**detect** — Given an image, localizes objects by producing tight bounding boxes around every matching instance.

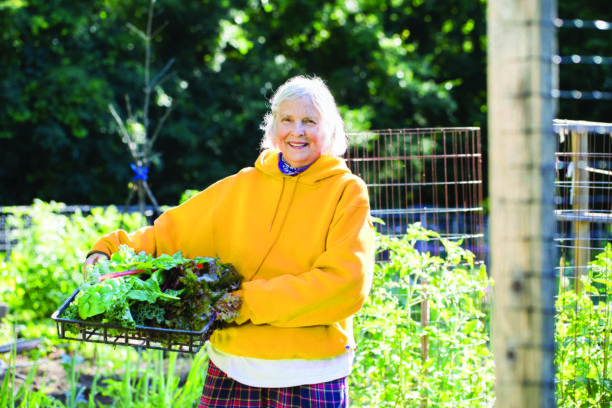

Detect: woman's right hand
[83,253,109,279]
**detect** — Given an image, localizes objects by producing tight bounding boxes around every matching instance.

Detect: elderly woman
[84,75,375,407]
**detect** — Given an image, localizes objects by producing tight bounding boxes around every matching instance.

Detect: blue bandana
[278,153,312,176]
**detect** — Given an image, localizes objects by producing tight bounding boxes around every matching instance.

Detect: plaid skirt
[198,359,349,408]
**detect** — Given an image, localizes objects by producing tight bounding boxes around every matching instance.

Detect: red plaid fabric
[198,360,348,408]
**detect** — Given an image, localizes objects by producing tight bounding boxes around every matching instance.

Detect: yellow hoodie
[89,149,375,360]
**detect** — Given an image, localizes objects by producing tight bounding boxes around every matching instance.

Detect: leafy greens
[63,245,242,334]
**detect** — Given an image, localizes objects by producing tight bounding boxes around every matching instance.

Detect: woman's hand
[83,253,109,279]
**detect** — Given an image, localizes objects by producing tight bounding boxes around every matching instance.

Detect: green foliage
[350,223,494,407]
[179,189,200,205]
[132,301,165,326]
[556,244,612,407]
[0,334,63,408]
[9,201,612,405]
[63,245,242,332]
[0,200,145,322]
[0,340,208,407]
[0,0,487,206]
[97,348,208,407]
[59,352,87,407]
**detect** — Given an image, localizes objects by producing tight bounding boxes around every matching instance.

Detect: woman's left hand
[83,252,109,279]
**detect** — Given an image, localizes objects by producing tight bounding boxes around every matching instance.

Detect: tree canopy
[2,0,609,206]
[0,0,488,205]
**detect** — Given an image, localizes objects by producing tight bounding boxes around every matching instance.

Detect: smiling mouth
[288,142,308,148]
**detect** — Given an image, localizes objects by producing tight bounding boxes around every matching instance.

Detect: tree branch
[150,58,175,88]
[151,20,169,40]
[147,101,177,156]
[109,104,138,161]
[126,22,148,41]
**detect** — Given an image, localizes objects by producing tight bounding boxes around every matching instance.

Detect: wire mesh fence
[554,120,612,268]
[345,127,492,407]
[1,128,487,265]
[553,119,612,406]
[345,127,486,266]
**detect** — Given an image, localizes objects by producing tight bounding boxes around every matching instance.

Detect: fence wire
[345,127,486,266]
[553,120,612,406]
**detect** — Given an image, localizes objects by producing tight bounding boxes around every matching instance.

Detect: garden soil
[8,346,197,405]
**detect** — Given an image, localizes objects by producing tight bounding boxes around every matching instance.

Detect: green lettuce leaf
[66,247,242,334]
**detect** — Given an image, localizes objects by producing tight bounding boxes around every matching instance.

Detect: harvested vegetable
[63,245,242,334]
[98,269,144,282]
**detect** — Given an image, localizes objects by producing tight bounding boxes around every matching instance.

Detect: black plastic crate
[51,289,216,354]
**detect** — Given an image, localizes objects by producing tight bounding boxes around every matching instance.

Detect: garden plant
[351,223,494,407]
[556,244,612,407]
[2,201,495,406]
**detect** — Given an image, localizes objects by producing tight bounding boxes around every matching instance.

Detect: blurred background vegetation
[0,0,610,206]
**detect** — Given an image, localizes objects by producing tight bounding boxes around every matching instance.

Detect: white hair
[260,75,348,156]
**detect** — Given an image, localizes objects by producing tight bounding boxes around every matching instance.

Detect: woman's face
[275,95,326,168]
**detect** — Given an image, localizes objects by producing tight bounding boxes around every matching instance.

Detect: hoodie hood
[255,149,351,184]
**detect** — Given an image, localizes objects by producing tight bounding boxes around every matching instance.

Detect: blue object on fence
[130,163,149,181]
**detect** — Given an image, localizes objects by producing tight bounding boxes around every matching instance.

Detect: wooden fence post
[420,279,429,408]
[572,130,590,293]
[488,0,558,407]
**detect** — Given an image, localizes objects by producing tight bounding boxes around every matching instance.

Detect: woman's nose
[294,122,305,135]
